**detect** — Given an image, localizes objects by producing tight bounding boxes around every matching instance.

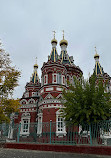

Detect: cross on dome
[51,30,57,44]
[62,30,64,39]
[34,57,38,68]
[94,46,99,59]
[52,31,56,39]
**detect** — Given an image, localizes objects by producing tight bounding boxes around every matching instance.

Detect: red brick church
[8,33,111,142]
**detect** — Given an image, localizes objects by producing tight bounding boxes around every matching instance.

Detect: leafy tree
[62,74,111,126]
[0,41,21,123]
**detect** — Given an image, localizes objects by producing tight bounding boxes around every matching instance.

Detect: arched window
[56,110,66,136]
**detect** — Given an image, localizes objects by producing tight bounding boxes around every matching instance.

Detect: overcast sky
[0,0,111,99]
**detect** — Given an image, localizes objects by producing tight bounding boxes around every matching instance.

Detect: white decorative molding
[46,87,53,91]
[32,92,37,97]
[56,87,62,91]
[20,99,28,105]
[20,104,37,109]
[28,98,35,104]
[56,94,63,99]
[44,93,53,99]
[41,89,44,93]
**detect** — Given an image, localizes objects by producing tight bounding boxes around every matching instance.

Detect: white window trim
[56,110,66,137]
[20,113,30,136]
[52,73,57,84]
[37,113,43,135]
[62,75,65,85]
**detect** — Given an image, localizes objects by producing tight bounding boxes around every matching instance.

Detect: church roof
[60,50,71,65]
[49,48,59,62]
[31,71,39,84]
[94,61,104,76]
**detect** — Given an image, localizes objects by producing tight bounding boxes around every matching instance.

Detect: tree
[62,74,111,126]
[0,41,21,123]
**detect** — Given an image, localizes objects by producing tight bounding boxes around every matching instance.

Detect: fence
[0,120,111,146]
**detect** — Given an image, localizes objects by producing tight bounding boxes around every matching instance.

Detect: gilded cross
[95,46,97,54]
[52,31,56,39]
[35,57,37,64]
[62,30,64,39]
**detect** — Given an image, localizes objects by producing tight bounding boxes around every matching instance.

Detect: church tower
[93,47,111,93]
[17,60,41,136]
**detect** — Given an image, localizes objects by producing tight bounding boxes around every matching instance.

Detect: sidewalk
[0,148,111,158]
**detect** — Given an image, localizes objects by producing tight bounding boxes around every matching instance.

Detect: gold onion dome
[94,53,99,59]
[94,47,99,59]
[34,63,38,68]
[59,39,68,46]
[59,30,68,46]
[51,38,57,44]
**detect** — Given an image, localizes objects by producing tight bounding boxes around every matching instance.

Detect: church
[9,32,111,141]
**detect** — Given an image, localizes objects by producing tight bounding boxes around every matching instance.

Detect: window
[37,113,43,135]
[44,75,48,85]
[48,72,52,84]
[57,116,64,132]
[22,119,29,133]
[56,110,66,136]
[20,113,30,135]
[57,73,61,84]
[62,76,65,85]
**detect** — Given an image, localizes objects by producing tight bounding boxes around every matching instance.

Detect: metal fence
[0,120,111,146]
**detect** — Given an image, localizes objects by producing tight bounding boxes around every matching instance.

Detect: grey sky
[0,0,111,98]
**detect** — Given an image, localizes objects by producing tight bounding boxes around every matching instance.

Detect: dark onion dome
[51,38,57,44]
[34,63,38,68]
[59,38,68,46]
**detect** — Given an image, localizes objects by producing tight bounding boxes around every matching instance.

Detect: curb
[4,143,111,156]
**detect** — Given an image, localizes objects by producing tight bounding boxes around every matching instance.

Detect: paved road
[0,148,110,158]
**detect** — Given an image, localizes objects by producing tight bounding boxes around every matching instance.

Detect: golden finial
[62,30,64,39]
[51,31,57,44]
[95,46,97,54]
[35,57,37,64]
[52,31,56,39]
[59,30,68,46]
[94,46,99,59]
[34,57,38,68]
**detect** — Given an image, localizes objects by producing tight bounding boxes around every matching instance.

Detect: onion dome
[93,47,104,75]
[34,63,38,68]
[60,30,68,46]
[30,58,40,84]
[51,38,57,44]
[94,53,99,59]
[49,31,59,62]
[60,39,68,46]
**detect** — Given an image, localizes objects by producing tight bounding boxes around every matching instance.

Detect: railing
[1,120,111,146]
